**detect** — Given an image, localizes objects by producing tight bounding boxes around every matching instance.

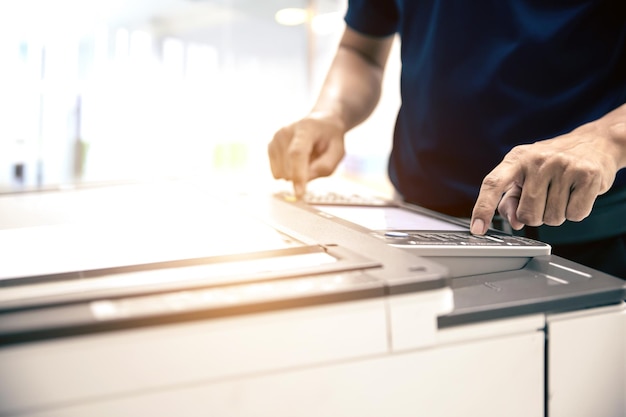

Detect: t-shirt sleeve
[344,0,399,37]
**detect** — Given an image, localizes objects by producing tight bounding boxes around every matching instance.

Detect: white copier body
[0,181,623,417]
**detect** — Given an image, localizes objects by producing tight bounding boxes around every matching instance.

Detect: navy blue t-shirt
[345,0,626,219]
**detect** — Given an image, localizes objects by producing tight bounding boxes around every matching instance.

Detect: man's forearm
[310,30,394,133]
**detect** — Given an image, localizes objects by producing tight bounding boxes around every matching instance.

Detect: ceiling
[0,0,344,39]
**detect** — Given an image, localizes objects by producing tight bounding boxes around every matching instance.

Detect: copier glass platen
[274,190,552,277]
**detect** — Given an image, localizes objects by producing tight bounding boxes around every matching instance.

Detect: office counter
[0,180,623,417]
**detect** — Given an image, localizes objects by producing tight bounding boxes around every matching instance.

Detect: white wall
[0,0,399,193]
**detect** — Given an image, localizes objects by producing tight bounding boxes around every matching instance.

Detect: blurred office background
[0,0,399,193]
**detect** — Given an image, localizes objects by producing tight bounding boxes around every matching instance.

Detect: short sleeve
[344,0,400,37]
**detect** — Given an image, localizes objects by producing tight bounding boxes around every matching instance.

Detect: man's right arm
[268,27,394,197]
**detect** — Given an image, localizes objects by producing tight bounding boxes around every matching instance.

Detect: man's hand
[267,27,393,198]
[268,113,346,198]
[470,121,625,235]
[267,28,393,198]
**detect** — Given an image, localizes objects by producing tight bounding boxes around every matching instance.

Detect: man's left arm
[470,103,626,235]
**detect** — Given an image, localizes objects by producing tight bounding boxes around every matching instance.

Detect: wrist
[607,120,626,169]
[307,110,348,134]
[574,103,626,170]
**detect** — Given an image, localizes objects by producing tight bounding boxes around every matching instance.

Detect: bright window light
[312,11,344,35]
[274,8,309,26]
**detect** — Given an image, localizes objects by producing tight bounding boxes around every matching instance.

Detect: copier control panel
[379,230,542,247]
[275,190,551,276]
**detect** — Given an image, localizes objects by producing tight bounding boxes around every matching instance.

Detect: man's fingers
[542,180,568,226]
[566,172,602,222]
[498,185,524,230]
[309,136,345,180]
[268,115,346,199]
[267,123,315,198]
[471,130,618,235]
[268,126,293,180]
[471,163,520,235]
[514,169,550,227]
[287,126,316,198]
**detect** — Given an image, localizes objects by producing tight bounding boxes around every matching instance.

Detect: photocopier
[0,179,624,417]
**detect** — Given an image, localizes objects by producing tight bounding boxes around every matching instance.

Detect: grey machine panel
[439,254,626,327]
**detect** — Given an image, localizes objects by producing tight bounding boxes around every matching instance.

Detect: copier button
[385,231,410,239]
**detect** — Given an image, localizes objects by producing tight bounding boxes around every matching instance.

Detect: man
[268,1,626,278]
